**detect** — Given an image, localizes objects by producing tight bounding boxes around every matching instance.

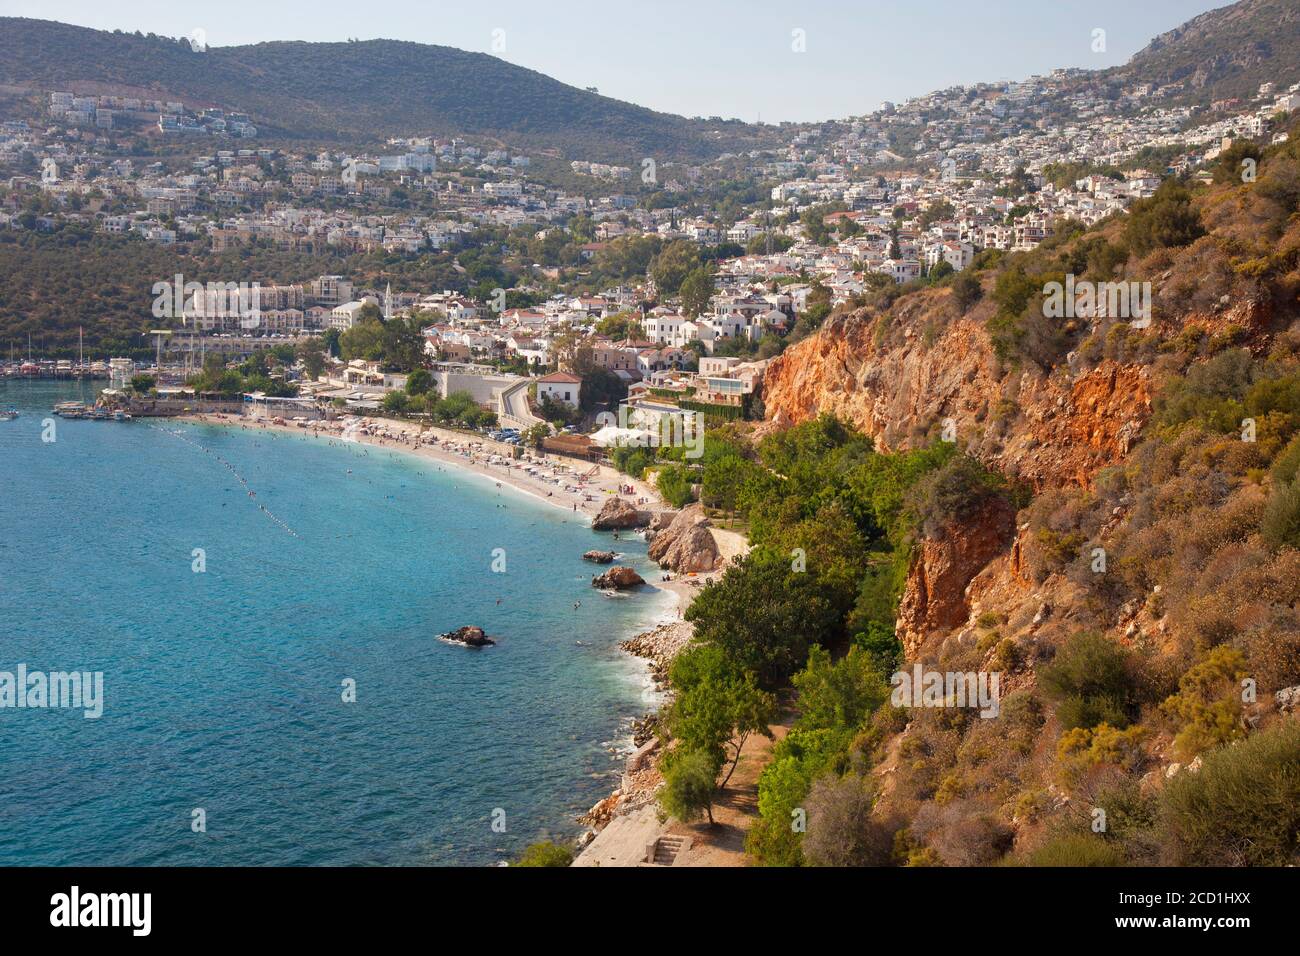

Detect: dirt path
[669,716,791,866]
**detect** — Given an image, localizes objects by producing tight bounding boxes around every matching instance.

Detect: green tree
[950,272,982,313]
[1125,179,1204,255]
[339,319,386,363]
[381,316,426,371]
[405,368,434,396]
[594,311,644,340]
[650,239,699,297]
[686,548,841,688]
[382,390,410,414]
[678,266,713,318]
[321,328,341,358]
[655,463,696,508]
[665,644,776,790]
[792,645,888,733]
[296,337,326,379]
[1213,140,1263,185]
[524,422,550,448]
[659,748,721,826]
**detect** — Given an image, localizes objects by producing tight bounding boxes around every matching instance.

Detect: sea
[0,379,670,865]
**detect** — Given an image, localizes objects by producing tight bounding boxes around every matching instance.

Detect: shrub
[792,645,888,733]
[1261,479,1300,550]
[513,840,574,867]
[1057,723,1146,787]
[610,445,653,479]
[1155,348,1253,431]
[892,827,941,866]
[1160,646,1248,759]
[1270,433,1300,485]
[950,273,983,313]
[911,799,1014,866]
[1125,179,1204,255]
[748,727,850,866]
[991,638,1022,672]
[655,463,696,508]
[1024,834,1126,867]
[906,453,1008,538]
[802,773,894,867]
[853,620,903,675]
[1160,721,1300,866]
[1039,632,1140,729]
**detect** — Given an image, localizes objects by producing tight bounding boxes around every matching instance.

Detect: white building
[329,299,375,331]
[536,371,581,408]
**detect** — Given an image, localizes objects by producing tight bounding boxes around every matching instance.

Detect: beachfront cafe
[245,393,332,421]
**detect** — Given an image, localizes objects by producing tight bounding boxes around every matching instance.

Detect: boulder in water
[439,625,496,647]
[592,566,645,590]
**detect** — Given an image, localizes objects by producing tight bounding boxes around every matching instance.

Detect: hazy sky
[0,0,1229,121]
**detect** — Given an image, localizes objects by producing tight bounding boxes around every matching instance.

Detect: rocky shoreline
[619,620,695,688]
[574,619,698,844]
[570,496,752,855]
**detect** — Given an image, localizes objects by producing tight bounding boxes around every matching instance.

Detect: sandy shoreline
[183,411,707,617]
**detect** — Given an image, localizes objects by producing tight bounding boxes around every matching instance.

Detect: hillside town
[3,61,1298,448]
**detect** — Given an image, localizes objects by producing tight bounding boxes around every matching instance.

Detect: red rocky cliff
[763,292,1153,490]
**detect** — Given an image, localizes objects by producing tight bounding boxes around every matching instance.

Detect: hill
[742,117,1300,866]
[0,18,774,163]
[1112,0,1300,101]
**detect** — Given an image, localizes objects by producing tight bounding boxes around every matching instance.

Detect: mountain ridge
[0,17,773,162]
[1111,0,1300,100]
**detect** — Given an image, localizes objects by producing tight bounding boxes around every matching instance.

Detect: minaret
[384,283,393,321]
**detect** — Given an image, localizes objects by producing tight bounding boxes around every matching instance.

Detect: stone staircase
[643,835,690,867]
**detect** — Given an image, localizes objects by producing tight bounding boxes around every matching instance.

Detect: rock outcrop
[591,497,651,530]
[438,625,496,648]
[582,549,616,563]
[646,503,721,573]
[647,510,679,533]
[762,292,1153,489]
[592,566,645,590]
[896,496,1017,658]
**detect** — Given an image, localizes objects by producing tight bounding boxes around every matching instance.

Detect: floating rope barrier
[147,422,300,538]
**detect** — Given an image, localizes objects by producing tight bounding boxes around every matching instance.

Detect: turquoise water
[0,380,669,865]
